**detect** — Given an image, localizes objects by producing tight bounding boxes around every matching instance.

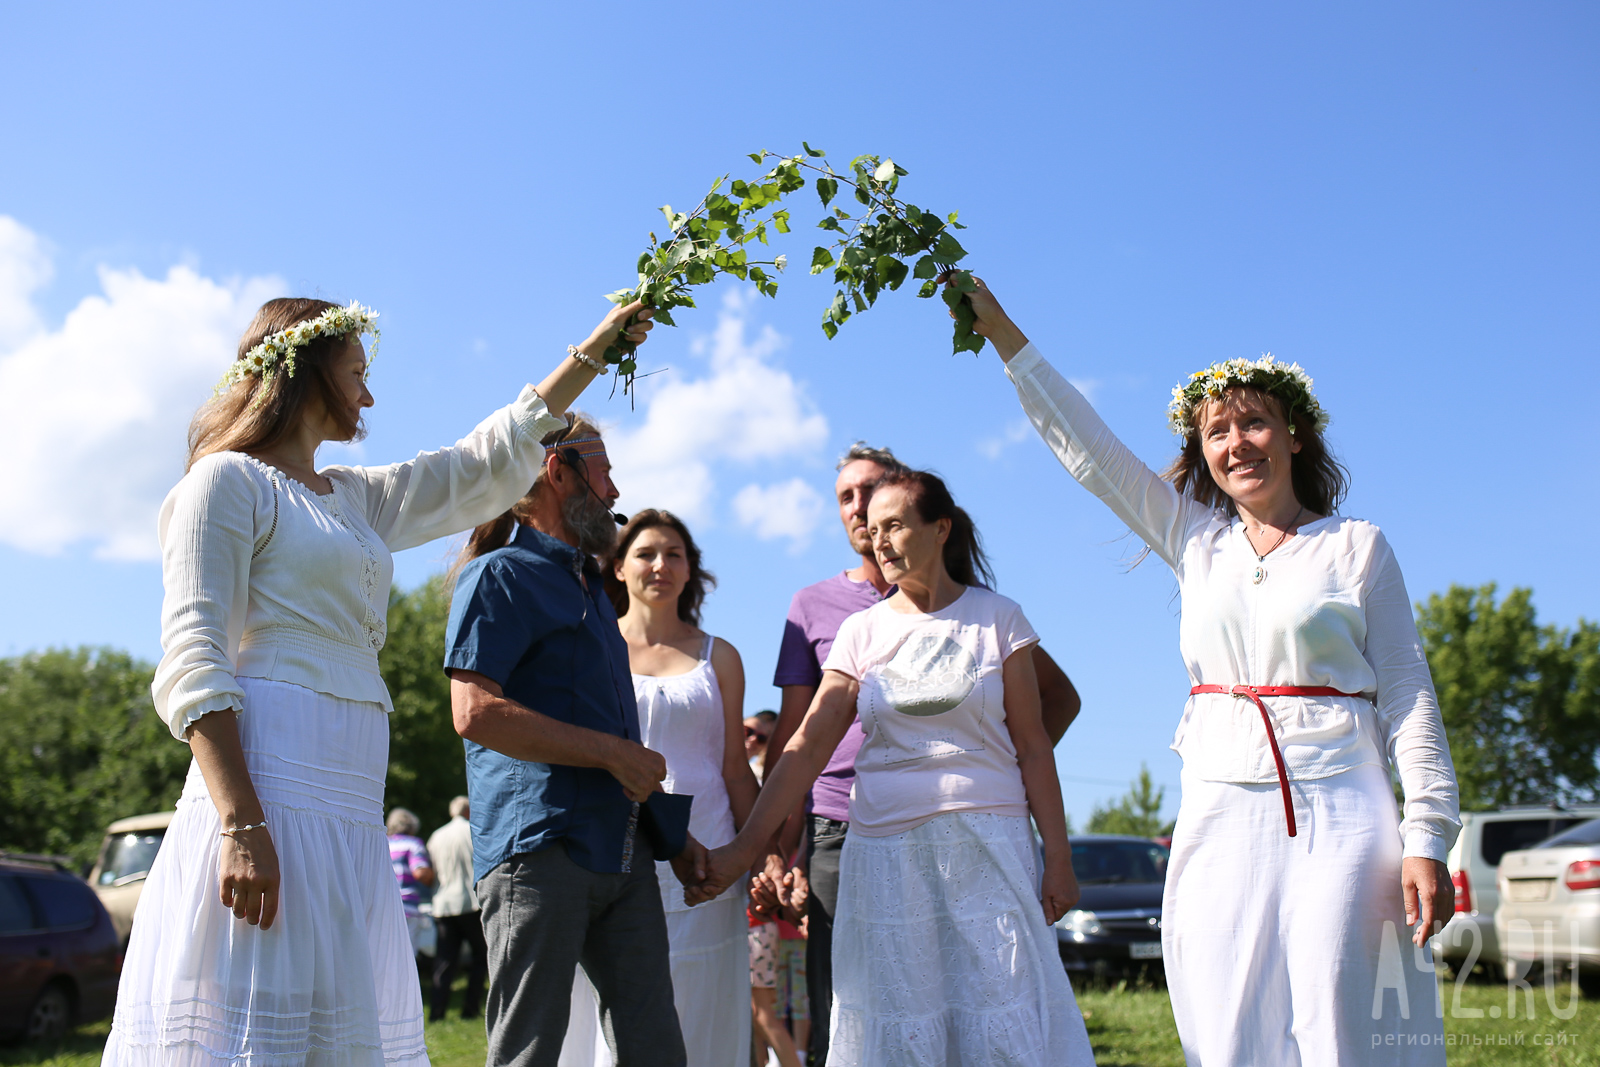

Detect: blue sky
[1,3,1595,828]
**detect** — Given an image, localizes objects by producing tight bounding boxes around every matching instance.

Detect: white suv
[1431,807,1600,971]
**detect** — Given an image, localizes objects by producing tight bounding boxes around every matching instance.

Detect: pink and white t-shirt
[820,586,1040,838]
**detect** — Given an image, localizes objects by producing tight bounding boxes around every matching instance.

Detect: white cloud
[0,217,51,349]
[977,379,1096,459]
[0,217,281,559]
[978,417,1035,460]
[731,478,828,553]
[605,288,829,526]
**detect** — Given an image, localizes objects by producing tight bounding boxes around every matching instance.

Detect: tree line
[2,582,1595,867]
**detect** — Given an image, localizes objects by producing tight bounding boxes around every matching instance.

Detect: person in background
[772,859,810,1059]
[388,807,436,960]
[745,710,776,783]
[763,443,1084,1064]
[748,900,802,1067]
[427,795,488,1022]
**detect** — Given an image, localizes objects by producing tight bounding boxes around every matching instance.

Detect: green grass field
[5,971,1597,1066]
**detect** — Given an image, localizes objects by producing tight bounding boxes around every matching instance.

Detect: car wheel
[25,983,72,1044]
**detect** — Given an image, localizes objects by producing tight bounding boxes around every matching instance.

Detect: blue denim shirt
[444,524,643,880]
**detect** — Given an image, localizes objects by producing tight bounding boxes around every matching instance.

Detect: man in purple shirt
[766,443,1082,1064]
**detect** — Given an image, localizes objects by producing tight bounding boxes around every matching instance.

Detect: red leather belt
[1187,685,1363,837]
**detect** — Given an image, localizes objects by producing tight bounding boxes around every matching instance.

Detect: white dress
[820,588,1095,1067]
[1004,343,1461,1066]
[560,636,751,1067]
[104,386,564,1067]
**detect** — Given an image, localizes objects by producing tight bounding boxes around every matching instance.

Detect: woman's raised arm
[951,276,1205,571]
[334,301,653,551]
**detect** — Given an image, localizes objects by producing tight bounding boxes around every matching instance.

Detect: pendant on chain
[1252,565,1266,585]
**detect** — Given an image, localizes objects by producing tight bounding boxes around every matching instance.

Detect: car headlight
[1057,909,1103,939]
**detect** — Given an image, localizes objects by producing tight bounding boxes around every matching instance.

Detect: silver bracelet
[220,819,268,838]
[567,344,609,374]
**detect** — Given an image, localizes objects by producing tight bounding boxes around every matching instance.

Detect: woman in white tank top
[560,510,757,1067]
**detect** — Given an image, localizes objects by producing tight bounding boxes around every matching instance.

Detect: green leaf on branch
[608,143,976,383]
[829,291,851,325]
[933,233,967,262]
[652,307,677,327]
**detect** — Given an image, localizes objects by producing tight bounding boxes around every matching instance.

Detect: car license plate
[1506,879,1554,903]
[1129,941,1163,959]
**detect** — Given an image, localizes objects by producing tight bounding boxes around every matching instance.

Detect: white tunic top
[151,384,566,739]
[1005,344,1460,860]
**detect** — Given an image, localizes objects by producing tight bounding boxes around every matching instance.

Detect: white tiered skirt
[830,811,1094,1067]
[103,678,429,1066]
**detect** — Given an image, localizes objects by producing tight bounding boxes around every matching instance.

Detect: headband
[560,434,608,460]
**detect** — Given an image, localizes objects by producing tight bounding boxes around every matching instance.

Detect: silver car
[1496,819,1600,980]
[1430,807,1600,971]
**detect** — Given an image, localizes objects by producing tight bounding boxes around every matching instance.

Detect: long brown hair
[603,510,716,625]
[1162,385,1348,516]
[186,298,366,471]
[875,469,995,589]
[446,412,602,590]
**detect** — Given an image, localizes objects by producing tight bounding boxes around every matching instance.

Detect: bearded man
[443,415,705,1067]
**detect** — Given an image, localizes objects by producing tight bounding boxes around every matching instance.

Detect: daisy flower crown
[216,301,381,395]
[1167,354,1328,437]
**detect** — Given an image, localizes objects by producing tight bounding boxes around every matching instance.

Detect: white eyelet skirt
[1163,762,1446,1066]
[829,811,1094,1067]
[102,677,429,1067]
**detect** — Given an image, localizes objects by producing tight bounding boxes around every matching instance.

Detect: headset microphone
[560,447,627,525]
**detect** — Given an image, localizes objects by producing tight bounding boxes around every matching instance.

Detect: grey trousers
[479,845,686,1067]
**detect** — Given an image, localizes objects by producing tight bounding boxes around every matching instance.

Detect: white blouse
[1005,344,1460,860]
[151,384,566,740]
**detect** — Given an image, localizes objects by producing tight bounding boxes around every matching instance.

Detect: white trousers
[1164,762,1446,1066]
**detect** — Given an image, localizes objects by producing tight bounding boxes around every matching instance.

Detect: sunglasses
[744,726,770,741]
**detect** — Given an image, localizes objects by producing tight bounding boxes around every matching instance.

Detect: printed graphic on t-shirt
[878,633,979,716]
[864,630,991,767]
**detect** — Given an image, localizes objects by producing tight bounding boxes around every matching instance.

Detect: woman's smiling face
[867,484,949,587]
[616,524,690,609]
[1198,387,1301,514]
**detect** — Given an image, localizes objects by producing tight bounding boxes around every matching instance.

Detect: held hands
[218,826,280,930]
[669,833,710,897]
[1402,857,1454,947]
[1040,854,1080,927]
[936,273,1029,361]
[681,842,751,907]
[605,738,667,803]
[750,853,809,923]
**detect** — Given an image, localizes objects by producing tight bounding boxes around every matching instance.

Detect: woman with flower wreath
[103,296,653,1067]
[946,277,1461,1065]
